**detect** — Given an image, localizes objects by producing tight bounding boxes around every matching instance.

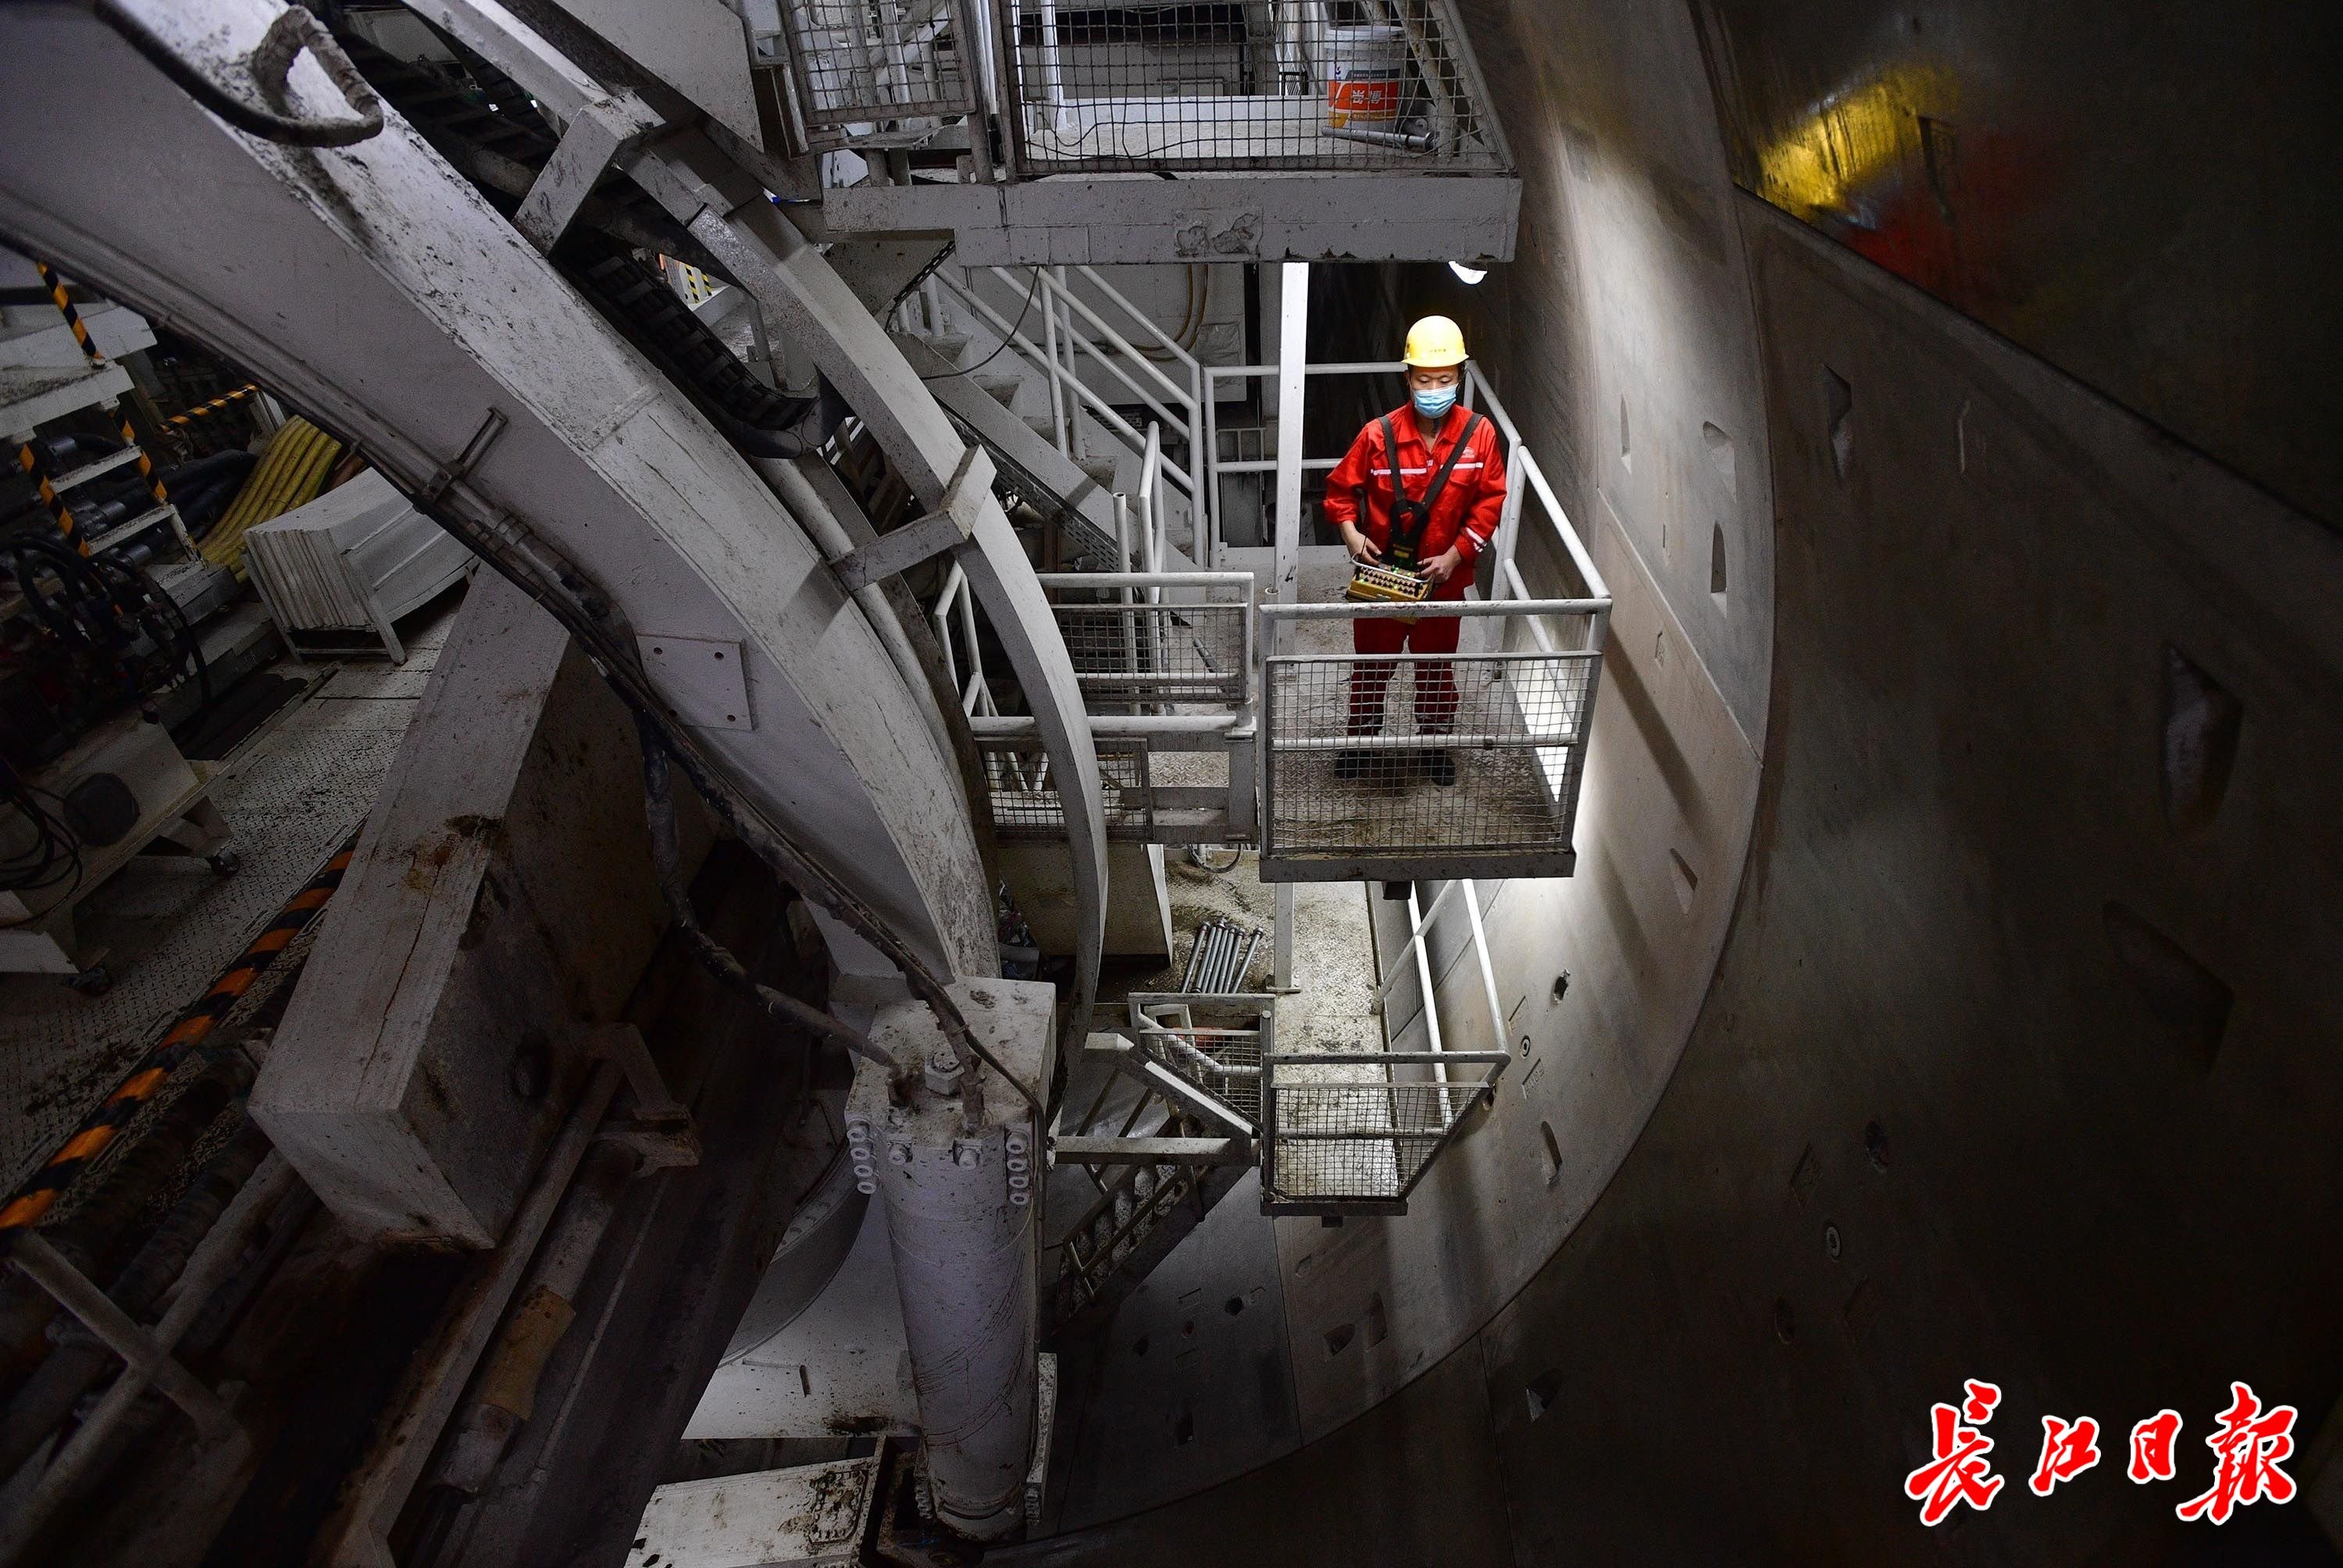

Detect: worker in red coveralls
[1320,315,1508,786]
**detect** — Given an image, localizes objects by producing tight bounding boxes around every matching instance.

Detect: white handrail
[1407,881,1453,1121]
[1015,267,1196,417]
[1075,265,1202,380]
[1514,447,1610,603]
[986,267,1196,444]
[937,271,1200,499]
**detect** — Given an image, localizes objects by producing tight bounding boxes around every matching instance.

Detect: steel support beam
[820,176,1523,265]
[629,128,1107,1042]
[0,2,998,989]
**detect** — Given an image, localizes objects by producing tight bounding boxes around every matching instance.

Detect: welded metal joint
[829,445,996,593]
[514,91,664,254]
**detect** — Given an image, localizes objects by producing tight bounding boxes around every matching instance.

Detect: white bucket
[1324,26,1407,128]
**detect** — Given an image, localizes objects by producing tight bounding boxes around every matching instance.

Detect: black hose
[638,729,905,1080]
[408,489,1038,1126]
[84,0,385,148]
[0,524,212,722]
[156,448,257,497]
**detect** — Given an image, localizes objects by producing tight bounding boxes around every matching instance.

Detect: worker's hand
[1341,523,1382,565]
[1420,547,1464,585]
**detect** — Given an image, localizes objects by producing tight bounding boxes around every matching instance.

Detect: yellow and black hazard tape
[34,260,98,366]
[33,259,170,516]
[166,384,259,429]
[13,441,87,555]
[0,839,357,1235]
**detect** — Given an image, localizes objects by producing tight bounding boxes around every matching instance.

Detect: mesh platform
[1128,992,1270,1125]
[997,0,1506,173]
[769,0,978,130]
[1260,1049,1503,1211]
[1051,597,1248,708]
[983,740,1155,838]
[1261,649,1596,878]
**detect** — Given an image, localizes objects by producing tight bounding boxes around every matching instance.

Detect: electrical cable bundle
[0,522,211,762]
[0,755,80,910]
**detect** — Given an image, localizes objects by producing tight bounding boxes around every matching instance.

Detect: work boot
[1334,750,1368,780]
[1418,748,1457,787]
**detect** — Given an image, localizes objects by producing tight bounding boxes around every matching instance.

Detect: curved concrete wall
[1264,0,1777,1447]
[1020,0,2343,1560]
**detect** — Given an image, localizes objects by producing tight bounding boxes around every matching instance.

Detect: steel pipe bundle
[1178,918,1263,994]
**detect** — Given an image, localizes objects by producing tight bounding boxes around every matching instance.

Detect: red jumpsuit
[1320,404,1508,737]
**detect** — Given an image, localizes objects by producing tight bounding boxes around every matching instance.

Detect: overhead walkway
[776,0,1523,266]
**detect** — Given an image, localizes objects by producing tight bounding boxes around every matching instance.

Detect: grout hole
[1669,849,1699,913]
[1823,367,1854,479]
[1224,1295,1246,1317]
[2103,901,2233,1072]
[1702,421,1737,495]
[2162,644,2243,832]
[1323,1323,1356,1356]
[1710,521,1729,602]
[1539,1120,1562,1186]
[1132,1335,1150,1358]
[1364,1294,1389,1348]
[1525,1368,1564,1421]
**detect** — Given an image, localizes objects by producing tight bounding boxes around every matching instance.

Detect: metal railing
[934,265,1208,553]
[1260,1047,1507,1213]
[990,0,1507,175]
[1257,597,1604,881]
[754,0,988,154]
[1126,991,1271,1127]
[972,569,1257,844]
[918,295,1607,879]
[1040,568,1252,708]
[929,555,1003,718]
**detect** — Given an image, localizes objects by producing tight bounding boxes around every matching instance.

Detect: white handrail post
[1405,882,1454,1124]
[1462,878,1503,1052]
[1040,268,1068,455]
[1271,262,1310,991]
[1202,367,1221,565]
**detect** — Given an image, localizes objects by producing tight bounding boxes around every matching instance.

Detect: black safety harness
[1368,410,1485,571]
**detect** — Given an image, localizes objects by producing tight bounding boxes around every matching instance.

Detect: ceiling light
[1449,262,1489,285]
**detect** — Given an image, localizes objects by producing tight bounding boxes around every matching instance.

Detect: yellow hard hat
[1403,315,1468,369]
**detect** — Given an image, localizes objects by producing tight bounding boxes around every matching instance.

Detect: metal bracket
[582,1022,698,1170]
[514,92,664,253]
[580,1021,686,1123]
[1025,1350,1057,1534]
[419,408,508,508]
[1084,1034,1255,1139]
[829,444,994,593]
[1050,1135,1251,1166]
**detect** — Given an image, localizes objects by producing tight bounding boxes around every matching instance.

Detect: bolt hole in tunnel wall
[1007,0,2343,1560]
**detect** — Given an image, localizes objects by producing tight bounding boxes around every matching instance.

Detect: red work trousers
[1346,614,1461,736]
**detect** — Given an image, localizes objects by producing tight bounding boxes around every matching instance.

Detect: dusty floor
[0,587,465,1199]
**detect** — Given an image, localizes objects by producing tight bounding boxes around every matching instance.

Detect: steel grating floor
[0,592,463,1200]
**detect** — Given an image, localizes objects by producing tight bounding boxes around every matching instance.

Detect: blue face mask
[1412,383,1458,419]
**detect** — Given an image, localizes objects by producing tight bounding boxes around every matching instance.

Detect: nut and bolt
[924,1048,966,1097]
[888,1145,911,1166]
